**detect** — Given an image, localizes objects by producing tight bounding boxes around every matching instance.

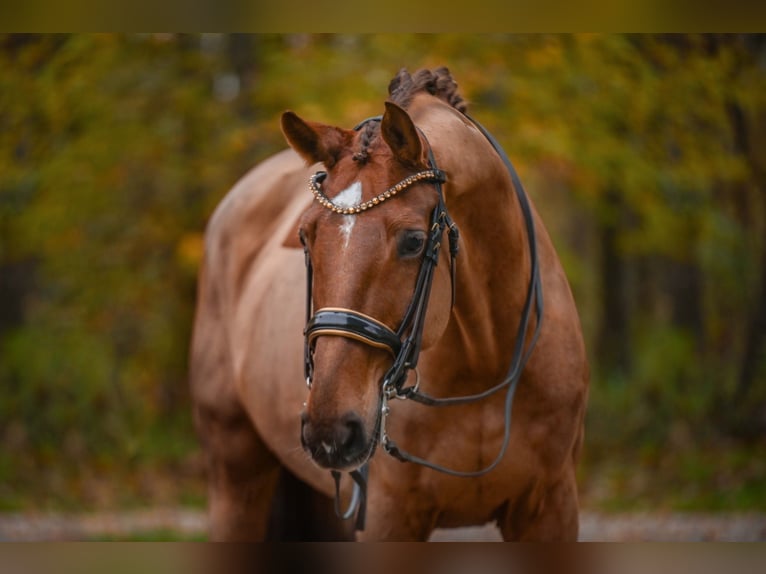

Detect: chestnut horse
[190,68,589,541]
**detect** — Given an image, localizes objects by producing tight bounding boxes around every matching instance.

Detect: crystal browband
[309,169,446,215]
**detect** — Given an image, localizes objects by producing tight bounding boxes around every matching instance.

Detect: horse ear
[381,101,424,168]
[281,111,351,168]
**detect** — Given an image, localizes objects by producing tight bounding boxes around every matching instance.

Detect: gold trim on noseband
[307,329,397,355]
[308,170,444,215]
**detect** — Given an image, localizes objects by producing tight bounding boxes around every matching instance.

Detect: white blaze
[333,181,362,249]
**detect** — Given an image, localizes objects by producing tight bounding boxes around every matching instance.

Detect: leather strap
[306,308,401,357]
[331,464,368,531]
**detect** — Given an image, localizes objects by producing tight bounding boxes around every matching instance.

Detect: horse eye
[397,230,427,258]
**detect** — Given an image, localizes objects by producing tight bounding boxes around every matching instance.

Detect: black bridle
[300,115,543,531]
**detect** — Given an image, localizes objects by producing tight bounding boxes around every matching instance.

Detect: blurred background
[0,34,764,526]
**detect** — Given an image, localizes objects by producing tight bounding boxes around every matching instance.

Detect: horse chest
[381,395,521,519]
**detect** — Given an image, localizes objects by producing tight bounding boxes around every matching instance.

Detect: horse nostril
[339,412,365,454]
[301,410,368,468]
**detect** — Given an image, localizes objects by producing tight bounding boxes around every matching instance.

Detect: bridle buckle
[393,366,421,400]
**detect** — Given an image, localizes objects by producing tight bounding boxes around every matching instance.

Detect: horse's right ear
[281,111,352,168]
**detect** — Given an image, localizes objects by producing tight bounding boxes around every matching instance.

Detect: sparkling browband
[309,169,446,215]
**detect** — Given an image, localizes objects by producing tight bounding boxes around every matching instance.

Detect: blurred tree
[0,34,276,507]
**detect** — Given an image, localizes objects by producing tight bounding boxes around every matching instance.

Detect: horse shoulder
[511,217,589,474]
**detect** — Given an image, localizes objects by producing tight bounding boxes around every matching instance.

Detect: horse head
[281,101,454,470]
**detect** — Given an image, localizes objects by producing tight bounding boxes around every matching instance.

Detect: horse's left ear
[381,102,425,168]
[281,111,352,168]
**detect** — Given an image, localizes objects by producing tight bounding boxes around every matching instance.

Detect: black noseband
[305,308,402,357]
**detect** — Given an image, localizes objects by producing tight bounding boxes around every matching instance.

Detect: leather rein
[299,115,543,531]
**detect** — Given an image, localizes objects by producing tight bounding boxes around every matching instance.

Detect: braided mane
[353,67,468,164]
[388,67,468,113]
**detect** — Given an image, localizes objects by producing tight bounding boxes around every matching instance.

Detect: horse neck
[409,97,535,379]
[446,161,533,378]
[419,122,532,380]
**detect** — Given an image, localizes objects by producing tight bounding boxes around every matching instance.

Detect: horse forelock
[352,67,468,165]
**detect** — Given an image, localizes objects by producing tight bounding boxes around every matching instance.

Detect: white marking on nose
[321,441,334,454]
[333,181,362,249]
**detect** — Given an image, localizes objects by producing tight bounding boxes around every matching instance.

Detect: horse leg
[499,469,580,541]
[195,401,282,541]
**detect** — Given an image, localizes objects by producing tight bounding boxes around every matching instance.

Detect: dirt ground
[1,508,764,541]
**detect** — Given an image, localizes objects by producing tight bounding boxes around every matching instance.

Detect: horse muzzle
[300,409,373,470]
